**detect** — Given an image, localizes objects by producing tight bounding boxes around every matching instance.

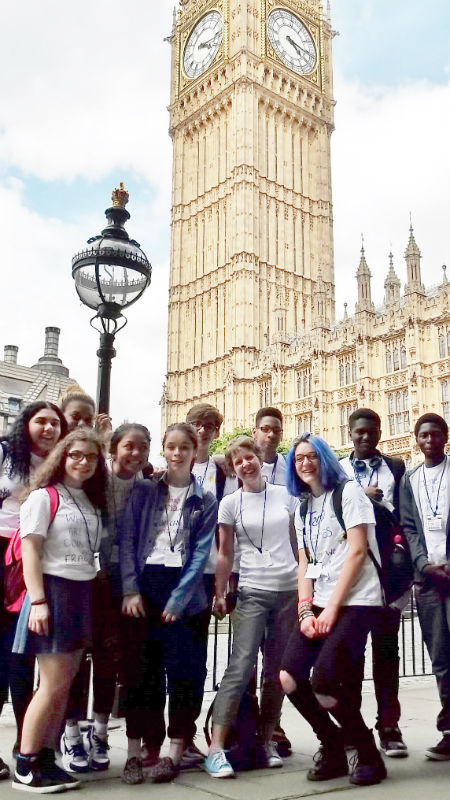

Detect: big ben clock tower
[162,0,335,429]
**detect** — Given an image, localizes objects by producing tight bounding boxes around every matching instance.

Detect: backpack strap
[215,465,227,505]
[45,486,60,525]
[331,481,348,533]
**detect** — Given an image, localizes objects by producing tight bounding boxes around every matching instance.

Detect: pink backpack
[4,486,59,613]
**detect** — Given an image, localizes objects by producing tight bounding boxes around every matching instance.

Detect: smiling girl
[204,436,298,779]
[11,429,108,793]
[119,423,217,784]
[279,433,385,787]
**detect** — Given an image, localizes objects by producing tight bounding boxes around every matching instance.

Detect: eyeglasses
[257,426,282,435]
[191,421,218,434]
[294,453,319,464]
[67,451,99,464]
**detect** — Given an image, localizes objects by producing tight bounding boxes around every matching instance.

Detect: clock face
[183,11,223,79]
[267,9,316,75]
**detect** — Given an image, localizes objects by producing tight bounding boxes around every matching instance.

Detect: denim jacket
[119,474,217,617]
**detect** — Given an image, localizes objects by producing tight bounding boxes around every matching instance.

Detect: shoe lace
[212,750,229,768]
[92,734,110,754]
[71,740,87,759]
[349,752,359,771]
[312,746,327,765]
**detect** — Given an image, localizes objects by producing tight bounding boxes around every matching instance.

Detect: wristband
[298,597,313,605]
[31,599,47,606]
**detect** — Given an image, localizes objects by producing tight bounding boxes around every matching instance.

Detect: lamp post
[72,183,151,415]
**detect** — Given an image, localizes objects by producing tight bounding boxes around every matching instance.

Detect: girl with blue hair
[280,433,386,787]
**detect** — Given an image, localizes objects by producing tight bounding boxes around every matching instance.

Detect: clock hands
[286,34,310,59]
[198,34,221,50]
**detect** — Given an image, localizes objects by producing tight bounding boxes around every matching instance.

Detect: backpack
[204,681,264,771]
[4,486,60,613]
[299,481,413,606]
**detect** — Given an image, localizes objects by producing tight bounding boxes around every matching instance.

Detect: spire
[442,264,448,286]
[384,251,401,307]
[404,218,424,294]
[312,267,330,329]
[343,302,348,320]
[355,238,374,313]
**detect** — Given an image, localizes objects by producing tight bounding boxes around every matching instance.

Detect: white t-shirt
[145,484,189,566]
[295,480,382,607]
[418,456,450,565]
[340,455,395,509]
[0,452,43,539]
[20,484,102,581]
[218,483,298,592]
[191,458,238,574]
[261,453,287,486]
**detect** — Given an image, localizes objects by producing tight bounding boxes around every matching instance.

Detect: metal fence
[205,589,432,694]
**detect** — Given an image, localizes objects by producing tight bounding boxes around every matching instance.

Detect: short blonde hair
[225,435,262,469]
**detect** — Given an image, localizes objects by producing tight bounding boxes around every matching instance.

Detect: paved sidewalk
[1,677,448,798]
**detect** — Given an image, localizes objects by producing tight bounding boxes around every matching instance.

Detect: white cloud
[332,74,450,316]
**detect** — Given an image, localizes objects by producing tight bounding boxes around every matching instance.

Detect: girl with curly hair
[11,429,108,793]
[0,401,66,780]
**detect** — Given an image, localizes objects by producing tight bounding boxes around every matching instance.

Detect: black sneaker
[0,757,11,780]
[40,749,81,791]
[12,753,67,793]
[349,733,387,786]
[425,734,450,761]
[379,727,408,758]
[307,743,348,781]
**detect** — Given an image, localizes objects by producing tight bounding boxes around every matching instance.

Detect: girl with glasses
[11,429,108,793]
[279,432,385,787]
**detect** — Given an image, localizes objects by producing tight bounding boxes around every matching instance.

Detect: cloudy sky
[0,0,448,457]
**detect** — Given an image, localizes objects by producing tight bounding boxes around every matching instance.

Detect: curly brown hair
[0,401,67,482]
[22,429,108,511]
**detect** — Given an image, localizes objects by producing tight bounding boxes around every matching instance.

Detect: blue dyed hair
[286,432,348,497]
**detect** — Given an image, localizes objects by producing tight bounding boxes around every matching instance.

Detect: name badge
[94,553,101,573]
[250,549,273,567]
[427,515,444,532]
[164,550,183,567]
[305,562,322,579]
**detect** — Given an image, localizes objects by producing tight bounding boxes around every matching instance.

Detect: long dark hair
[0,401,67,482]
[23,429,108,512]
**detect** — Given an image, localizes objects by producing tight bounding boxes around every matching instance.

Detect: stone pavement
[0,676,448,799]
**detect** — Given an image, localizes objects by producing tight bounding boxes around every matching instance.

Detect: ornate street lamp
[72,183,151,414]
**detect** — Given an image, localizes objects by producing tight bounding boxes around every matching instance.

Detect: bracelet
[298,597,313,605]
[31,598,47,606]
[298,609,314,622]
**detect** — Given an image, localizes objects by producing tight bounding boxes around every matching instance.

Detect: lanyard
[269,455,278,484]
[164,487,189,552]
[195,458,210,487]
[63,485,100,556]
[422,459,447,517]
[303,492,327,564]
[354,464,378,488]
[239,485,267,552]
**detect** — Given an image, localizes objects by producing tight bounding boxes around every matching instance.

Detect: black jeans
[415,583,450,733]
[124,566,206,747]
[281,606,380,749]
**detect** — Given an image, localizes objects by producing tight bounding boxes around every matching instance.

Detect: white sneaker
[60,733,89,773]
[263,741,283,768]
[82,727,110,771]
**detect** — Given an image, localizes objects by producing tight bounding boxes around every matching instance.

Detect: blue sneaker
[60,734,89,774]
[82,728,110,771]
[203,750,234,779]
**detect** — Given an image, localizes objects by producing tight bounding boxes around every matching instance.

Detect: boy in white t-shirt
[400,413,450,762]
[340,407,407,758]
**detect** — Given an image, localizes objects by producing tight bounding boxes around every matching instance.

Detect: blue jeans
[213,586,297,735]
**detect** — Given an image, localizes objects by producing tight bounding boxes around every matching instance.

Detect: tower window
[442,378,450,423]
[387,389,409,435]
[297,366,311,398]
[339,401,357,445]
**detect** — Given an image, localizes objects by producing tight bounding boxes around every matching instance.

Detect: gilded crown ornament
[111,182,129,208]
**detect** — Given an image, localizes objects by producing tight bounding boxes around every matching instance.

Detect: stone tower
[162,0,335,428]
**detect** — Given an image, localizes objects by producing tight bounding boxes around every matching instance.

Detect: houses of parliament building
[161,0,449,463]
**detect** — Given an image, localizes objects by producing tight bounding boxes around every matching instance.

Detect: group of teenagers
[0,389,449,793]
